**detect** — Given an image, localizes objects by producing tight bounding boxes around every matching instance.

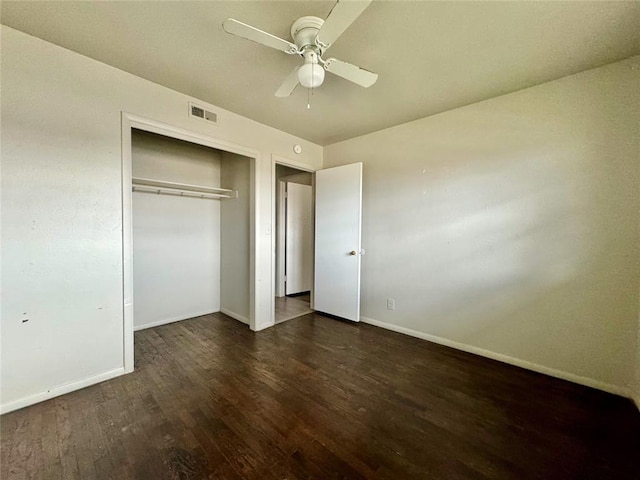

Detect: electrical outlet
[387,298,395,310]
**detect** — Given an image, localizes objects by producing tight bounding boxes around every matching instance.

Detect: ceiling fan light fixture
[223,0,377,97]
[297,61,325,89]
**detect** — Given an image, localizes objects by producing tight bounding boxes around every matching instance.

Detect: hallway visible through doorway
[275,292,312,323]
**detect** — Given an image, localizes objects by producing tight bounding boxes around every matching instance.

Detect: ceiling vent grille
[189,102,218,125]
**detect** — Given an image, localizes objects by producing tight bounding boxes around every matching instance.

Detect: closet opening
[274,163,315,323]
[121,113,259,372]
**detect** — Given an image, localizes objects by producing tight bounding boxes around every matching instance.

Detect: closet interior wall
[132,129,221,330]
[220,152,251,324]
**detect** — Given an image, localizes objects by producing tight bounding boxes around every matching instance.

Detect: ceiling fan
[222,0,378,98]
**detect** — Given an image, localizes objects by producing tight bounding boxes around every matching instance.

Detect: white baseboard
[220,307,249,325]
[0,367,126,415]
[360,316,629,398]
[134,310,217,331]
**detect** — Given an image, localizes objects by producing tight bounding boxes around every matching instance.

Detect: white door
[314,163,363,321]
[285,183,313,295]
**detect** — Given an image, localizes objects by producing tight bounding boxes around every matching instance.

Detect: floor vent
[189,102,218,125]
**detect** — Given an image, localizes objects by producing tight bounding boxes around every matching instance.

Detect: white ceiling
[2,1,640,145]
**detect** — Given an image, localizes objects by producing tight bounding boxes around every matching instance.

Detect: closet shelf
[132,177,238,200]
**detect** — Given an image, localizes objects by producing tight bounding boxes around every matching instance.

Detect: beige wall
[0,26,321,413]
[635,304,640,405]
[220,153,252,323]
[325,56,640,394]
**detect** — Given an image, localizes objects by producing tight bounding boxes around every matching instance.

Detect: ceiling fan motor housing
[291,16,325,52]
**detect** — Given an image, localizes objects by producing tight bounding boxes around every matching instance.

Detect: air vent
[189,102,218,125]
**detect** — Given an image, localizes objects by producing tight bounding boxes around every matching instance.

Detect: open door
[314,163,363,322]
[285,183,313,295]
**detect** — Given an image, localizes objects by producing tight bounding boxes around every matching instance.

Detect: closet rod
[132,177,238,200]
[132,185,234,200]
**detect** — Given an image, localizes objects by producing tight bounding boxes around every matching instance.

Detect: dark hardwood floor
[2,313,639,479]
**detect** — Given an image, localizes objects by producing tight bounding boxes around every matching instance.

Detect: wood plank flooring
[1,312,639,479]
[275,294,312,324]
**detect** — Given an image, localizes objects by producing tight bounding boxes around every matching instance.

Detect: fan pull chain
[307,62,316,109]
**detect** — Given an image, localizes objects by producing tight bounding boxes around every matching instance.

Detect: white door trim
[122,112,260,372]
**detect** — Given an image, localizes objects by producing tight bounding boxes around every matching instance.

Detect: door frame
[271,154,316,326]
[122,112,260,373]
[275,179,287,297]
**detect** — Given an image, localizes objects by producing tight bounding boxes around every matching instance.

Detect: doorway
[274,163,314,323]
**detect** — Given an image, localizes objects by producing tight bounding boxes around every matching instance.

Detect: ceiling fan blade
[223,18,298,54]
[275,67,301,97]
[323,58,378,88]
[316,0,372,49]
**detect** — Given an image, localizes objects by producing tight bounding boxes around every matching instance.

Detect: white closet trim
[122,111,261,376]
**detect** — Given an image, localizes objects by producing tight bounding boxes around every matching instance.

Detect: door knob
[349,250,357,256]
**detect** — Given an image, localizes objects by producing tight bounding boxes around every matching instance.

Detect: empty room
[1,1,639,479]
